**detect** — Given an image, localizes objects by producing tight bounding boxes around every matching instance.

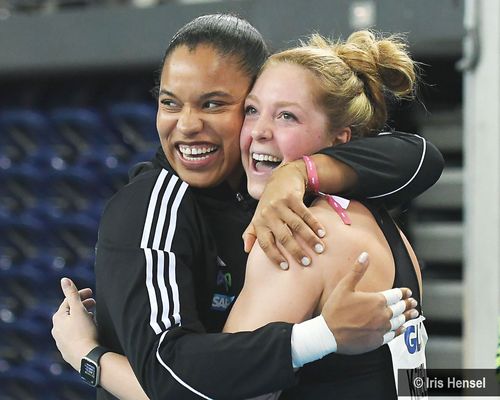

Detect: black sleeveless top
[280,201,422,400]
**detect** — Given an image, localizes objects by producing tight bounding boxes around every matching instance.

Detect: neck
[226,165,245,191]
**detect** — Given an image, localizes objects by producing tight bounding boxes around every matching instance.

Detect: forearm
[100,353,149,400]
[285,154,358,195]
[317,132,445,207]
[131,326,296,400]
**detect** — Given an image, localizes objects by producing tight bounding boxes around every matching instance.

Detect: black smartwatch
[80,346,110,387]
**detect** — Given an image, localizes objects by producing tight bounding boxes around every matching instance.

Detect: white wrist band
[291,315,337,368]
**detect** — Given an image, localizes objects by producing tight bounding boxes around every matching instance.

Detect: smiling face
[240,62,337,199]
[156,44,252,188]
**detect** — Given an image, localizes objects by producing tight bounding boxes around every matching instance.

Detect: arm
[316,132,445,207]
[53,170,419,399]
[96,170,296,400]
[244,132,444,266]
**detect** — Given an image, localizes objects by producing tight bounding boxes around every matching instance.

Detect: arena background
[0,0,498,398]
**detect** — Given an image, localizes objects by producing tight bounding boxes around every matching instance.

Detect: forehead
[160,44,251,93]
[252,62,321,104]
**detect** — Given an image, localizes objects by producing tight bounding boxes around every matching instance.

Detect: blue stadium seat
[0,163,48,212]
[0,109,52,165]
[49,107,121,163]
[1,99,155,400]
[107,102,158,151]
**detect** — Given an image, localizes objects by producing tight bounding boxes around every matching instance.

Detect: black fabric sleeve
[317,131,444,209]
[95,169,296,400]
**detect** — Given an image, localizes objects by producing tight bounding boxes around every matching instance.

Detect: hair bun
[341,30,416,98]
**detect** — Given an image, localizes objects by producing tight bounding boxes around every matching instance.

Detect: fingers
[338,252,370,291]
[273,218,312,267]
[276,206,326,264]
[403,308,419,323]
[388,300,407,319]
[381,288,403,305]
[388,297,418,320]
[61,278,84,309]
[78,288,93,301]
[400,287,413,300]
[242,224,257,253]
[257,230,290,270]
[298,206,326,240]
[389,314,406,331]
[82,298,96,311]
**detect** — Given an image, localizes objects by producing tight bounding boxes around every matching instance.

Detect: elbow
[424,140,445,186]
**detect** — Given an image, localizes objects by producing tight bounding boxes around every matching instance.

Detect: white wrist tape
[291,315,337,368]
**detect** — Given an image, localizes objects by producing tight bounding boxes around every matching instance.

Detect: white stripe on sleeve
[156,331,215,400]
[368,135,427,199]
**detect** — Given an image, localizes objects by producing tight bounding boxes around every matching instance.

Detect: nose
[177,106,203,136]
[250,116,273,141]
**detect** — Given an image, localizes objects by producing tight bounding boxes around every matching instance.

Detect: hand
[242,161,326,269]
[321,252,419,355]
[51,278,99,371]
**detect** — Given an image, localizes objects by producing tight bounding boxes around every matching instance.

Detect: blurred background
[0,0,498,398]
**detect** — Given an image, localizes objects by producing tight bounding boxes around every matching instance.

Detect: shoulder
[99,168,200,247]
[309,199,394,293]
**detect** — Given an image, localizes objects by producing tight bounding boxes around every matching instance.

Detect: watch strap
[85,346,110,364]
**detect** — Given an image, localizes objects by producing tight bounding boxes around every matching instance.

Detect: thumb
[61,278,82,307]
[242,224,257,253]
[338,252,370,292]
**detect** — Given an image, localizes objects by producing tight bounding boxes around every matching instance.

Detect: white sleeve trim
[367,134,427,199]
[156,331,214,400]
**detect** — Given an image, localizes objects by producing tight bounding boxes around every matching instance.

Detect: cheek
[278,133,309,163]
[240,122,253,155]
[280,131,331,162]
[220,113,245,153]
[156,111,175,140]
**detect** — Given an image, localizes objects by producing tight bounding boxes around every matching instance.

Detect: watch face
[80,357,99,387]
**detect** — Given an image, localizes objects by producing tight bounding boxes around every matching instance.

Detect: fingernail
[410,298,418,308]
[314,243,324,254]
[301,256,311,267]
[317,229,326,238]
[61,278,71,289]
[357,252,369,265]
[410,309,419,319]
[407,289,412,297]
[280,261,289,270]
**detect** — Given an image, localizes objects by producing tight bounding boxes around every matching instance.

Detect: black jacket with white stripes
[94,132,443,400]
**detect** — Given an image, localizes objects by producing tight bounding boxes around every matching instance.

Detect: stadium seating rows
[0,104,157,399]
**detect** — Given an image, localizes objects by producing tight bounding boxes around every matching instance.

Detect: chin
[248,183,264,200]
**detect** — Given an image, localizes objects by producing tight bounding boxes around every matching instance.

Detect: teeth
[179,144,218,156]
[252,153,282,163]
[182,154,211,161]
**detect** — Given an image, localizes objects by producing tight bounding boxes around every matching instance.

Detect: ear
[331,127,351,146]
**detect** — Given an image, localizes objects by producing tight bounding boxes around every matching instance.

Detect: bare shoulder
[308,199,395,309]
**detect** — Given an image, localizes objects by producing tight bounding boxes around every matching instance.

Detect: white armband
[290,315,337,368]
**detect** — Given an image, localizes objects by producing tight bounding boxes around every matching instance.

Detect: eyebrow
[247,94,305,111]
[158,89,233,101]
